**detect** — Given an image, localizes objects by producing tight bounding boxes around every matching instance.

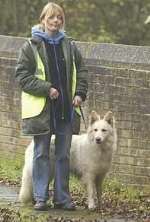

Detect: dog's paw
[88,203,97,211]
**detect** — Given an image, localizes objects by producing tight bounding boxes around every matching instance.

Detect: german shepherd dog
[19,111,117,210]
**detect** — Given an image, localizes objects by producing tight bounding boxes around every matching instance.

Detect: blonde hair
[39,2,65,30]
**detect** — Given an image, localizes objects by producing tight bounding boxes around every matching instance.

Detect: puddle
[0,184,18,202]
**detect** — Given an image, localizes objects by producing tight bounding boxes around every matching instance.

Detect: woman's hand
[49,87,59,100]
[73,95,82,107]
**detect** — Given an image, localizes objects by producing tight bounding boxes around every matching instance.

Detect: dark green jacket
[15,36,88,135]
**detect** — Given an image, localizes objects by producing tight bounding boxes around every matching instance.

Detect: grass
[103,177,141,200]
[0,153,24,183]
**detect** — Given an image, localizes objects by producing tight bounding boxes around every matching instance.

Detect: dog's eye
[94,129,98,132]
[102,129,107,132]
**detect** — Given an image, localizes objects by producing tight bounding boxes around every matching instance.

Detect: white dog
[19,111,117,210]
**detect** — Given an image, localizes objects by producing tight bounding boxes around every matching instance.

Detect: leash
[79,106,87,130]
[51,100,57,132]
[71,106,87,131]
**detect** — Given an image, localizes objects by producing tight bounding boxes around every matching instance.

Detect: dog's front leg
[96,183,102,211]
[86,178,96,210]
[95,177,103,211]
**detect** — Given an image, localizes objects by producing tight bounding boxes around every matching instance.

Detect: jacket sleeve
[15,40,51,97]
[73,42,88,101]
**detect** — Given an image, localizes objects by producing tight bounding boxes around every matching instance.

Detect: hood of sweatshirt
[31,25,65,44]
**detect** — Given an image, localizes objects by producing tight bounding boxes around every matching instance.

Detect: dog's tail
[19,141,34,204]
[19,165,33,203]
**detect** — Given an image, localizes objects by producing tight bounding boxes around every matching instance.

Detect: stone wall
[0,35,150,187]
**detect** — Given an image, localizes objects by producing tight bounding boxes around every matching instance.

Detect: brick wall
[0,35,31,155]
[0,35,150,187]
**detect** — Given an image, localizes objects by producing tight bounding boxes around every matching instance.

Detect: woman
[15,2,88,211]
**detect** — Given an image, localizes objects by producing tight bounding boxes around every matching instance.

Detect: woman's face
[42,12,63,35]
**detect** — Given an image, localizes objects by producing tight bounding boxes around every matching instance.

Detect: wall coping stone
[1,35,150,70]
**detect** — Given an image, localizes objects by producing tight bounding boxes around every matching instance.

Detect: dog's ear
[104,111,113,125]
[89,111,100,125]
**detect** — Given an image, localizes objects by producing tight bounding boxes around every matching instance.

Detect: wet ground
[0,184,18,202]
[0,184,141,222]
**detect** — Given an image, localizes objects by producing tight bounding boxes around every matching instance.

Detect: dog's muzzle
[96,138,102,144]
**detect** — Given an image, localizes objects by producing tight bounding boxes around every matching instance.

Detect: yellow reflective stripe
[22,92,46,118]
[37,53,45,80]
[72,56,81,116]
[75,106,81,116]
[72,59,76,98]
[22,50,46,119]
